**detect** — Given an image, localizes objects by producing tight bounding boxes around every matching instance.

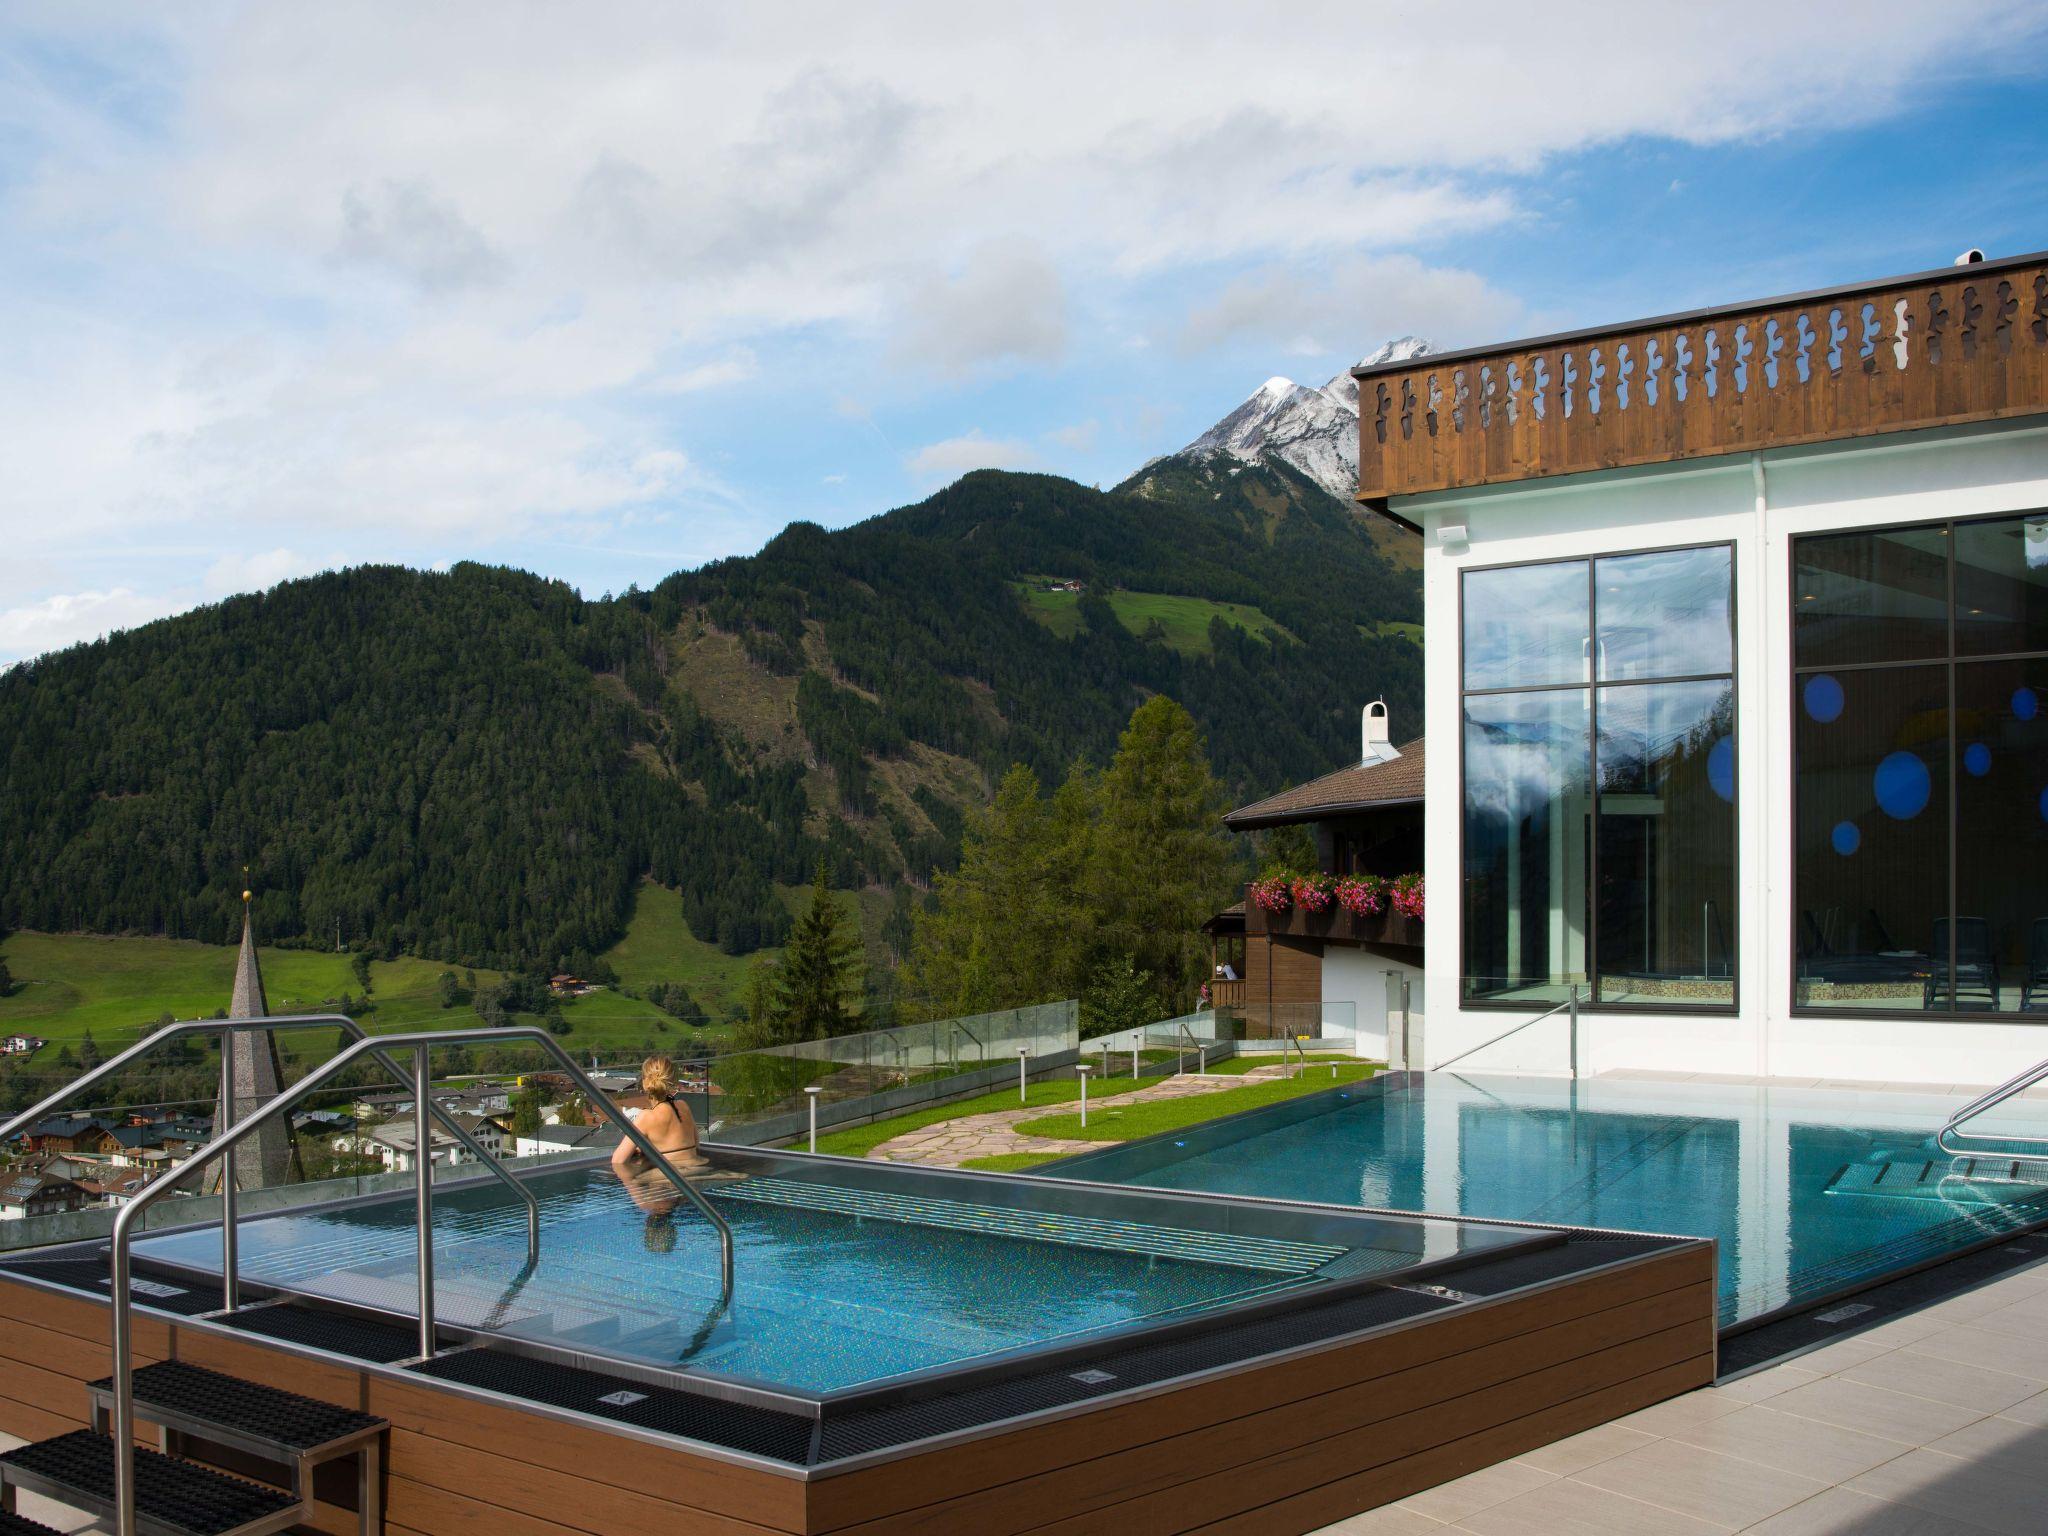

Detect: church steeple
[216,873,294,1191]
[229,886,269,1020]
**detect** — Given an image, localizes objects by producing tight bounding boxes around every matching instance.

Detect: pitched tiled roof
[1223,739,1425,829]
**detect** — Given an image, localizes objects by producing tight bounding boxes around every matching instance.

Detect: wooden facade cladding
[1355,250,2048,502]
[0,1243,1715,1535]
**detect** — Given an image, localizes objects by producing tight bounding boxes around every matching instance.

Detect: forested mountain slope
[0,467,1418,970]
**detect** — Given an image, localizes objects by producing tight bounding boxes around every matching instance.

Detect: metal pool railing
[102,1023,734,1536]
[0,1011,542,1286]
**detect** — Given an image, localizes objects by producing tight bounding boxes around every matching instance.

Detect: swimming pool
[129,1151,1537,1397]
[1042,1071,2048,1326]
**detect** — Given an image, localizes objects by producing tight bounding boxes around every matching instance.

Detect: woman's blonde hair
[640,1055,678,1100]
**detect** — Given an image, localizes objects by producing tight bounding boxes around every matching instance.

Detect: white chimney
[1361,700,1401,765]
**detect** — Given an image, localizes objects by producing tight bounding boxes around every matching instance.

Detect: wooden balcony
[1243,891,1422,950]
[1355,250,2048,504]
[1208,977,1247,1009]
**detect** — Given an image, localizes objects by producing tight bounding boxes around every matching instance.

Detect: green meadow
[1016,583,1293,656]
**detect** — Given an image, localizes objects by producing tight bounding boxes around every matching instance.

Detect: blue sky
[4,2,2048,662]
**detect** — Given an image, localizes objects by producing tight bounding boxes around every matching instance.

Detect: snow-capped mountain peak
[1355,335,1433,370]
[1170,338,1436,500]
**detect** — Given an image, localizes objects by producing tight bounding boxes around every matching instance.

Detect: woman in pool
[611,1054,709,1179]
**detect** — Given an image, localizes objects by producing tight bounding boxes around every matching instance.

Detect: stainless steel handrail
[1175,1018,1207,1075]
[106,1023,735,1536]
[1430,986,1580,1076]
[0,1012,540,1268]
[1938,1054,2048,1155]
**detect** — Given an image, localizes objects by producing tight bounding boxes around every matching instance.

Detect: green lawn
[1358,619,1423,644]
[1204,1051,1362,1074]
[1016,1062,1380,1142]
[0,932,427,1050]
[960,1152,1066,1173]
[1016,584,1292,656]
[599,882,760,1009]
[811,1072,1176,1159]
[0,926,701,1066]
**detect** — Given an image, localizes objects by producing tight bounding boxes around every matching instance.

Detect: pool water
[131,1162,1517,1394]
[1043,1072,2048,1325]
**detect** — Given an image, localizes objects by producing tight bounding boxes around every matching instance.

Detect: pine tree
[1087,696,1236,1011]
[772,859,862,1042]
[1081,952,1157,1038]
[508,1086,542,1138]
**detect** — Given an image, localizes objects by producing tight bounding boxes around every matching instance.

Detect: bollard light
[1018,1046,1029,1104]
[1076,1063,1092,1128]
[804,1084,824,1153]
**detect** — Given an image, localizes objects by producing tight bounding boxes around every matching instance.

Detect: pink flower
[1249,875,1293,912]
[1291,875,1335,912]
[1335,875,1386,917]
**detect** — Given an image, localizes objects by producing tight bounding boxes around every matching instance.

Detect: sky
[4,2,2048,665]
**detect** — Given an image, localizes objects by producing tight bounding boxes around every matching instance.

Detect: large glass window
[1793,513,2048,1015]
[1462,547,1736,1008]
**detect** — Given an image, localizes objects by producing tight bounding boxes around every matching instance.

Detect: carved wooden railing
[1356,251,2048,502]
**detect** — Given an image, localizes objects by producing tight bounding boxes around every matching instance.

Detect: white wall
[1409,417,2048,1087]
[1320,948,1421,1060]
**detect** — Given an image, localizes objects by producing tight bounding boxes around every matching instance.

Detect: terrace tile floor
[4,1254,2046,1533]
[1313,1252,2048,1535]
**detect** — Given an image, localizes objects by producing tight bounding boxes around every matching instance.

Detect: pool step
[710,1177,1348,1274]
[0,1430,300,1536]
[85,1360,386,1462]
[1825,1158,2048,1203]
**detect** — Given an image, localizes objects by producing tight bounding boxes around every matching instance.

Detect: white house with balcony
[1356,249,2048,1085]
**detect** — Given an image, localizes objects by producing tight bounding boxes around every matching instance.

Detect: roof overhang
[1223,793,1423,833]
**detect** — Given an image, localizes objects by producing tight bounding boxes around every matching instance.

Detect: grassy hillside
[0,928,702,1067]
[0,463,1419,991]
[1016,583,1293,655]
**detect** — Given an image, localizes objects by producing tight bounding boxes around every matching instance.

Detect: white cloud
[1046,420,1100,453]
[906,431,1036,481]
[648,351,759,394]
[203,548,316,598]
[821,473,847,485]
[891,242,1067,376]
[333,179,507,294]
[0,588,183,662]
[1180,254,1526,359]
[0,0,2038,638]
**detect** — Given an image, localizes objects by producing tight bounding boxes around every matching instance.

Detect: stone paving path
[870,1061,1308,1166]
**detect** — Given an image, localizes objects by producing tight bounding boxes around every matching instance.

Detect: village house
[0,1172,88,1221]
[1207,701,1425,1059]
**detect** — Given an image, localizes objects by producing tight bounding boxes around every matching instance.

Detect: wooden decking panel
[0,1238,1714,1536]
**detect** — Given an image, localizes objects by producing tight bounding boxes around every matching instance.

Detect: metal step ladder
[0,1018,734,1536]
[0,1360,386,1536]
[1825,1157,2048,1202]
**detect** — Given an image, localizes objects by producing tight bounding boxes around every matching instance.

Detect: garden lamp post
[1076,1063,1092,1128]
[804,1085,823,1153]
[1017,1046,1029,1104]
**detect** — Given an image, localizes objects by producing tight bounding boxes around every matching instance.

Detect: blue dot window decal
[1831,821,1861,855]
[1707,736,1735,803]
[1964,742,1993,778]
[1873,751,1931,819]
[1804,674,1845,723]
[2017,687,2041,722]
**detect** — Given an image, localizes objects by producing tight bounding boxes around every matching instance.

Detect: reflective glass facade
[1794,514,2048,1013]
[1462,546,1736,1007]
